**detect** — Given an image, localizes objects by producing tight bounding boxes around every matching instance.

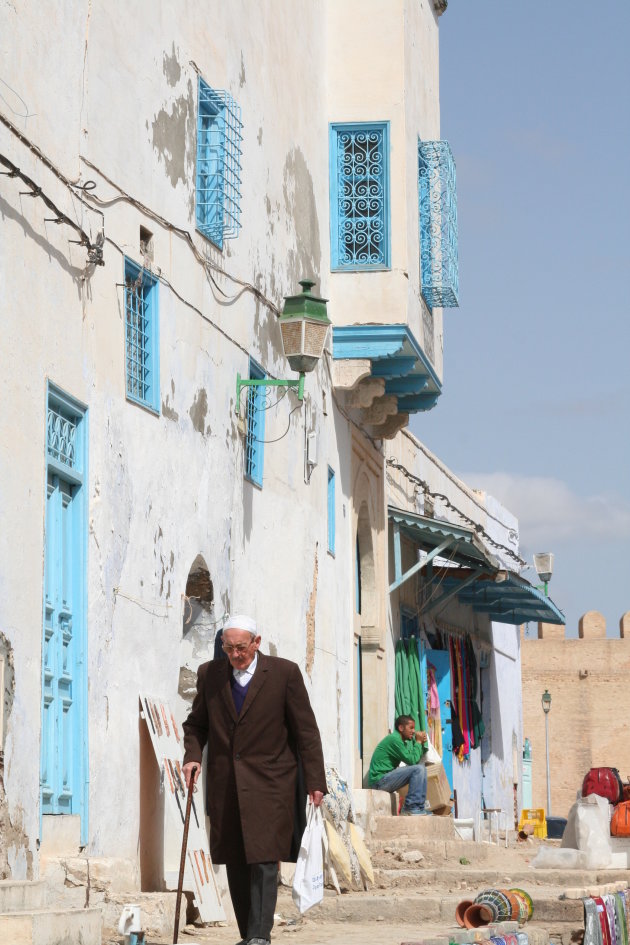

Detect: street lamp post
[542,689,552,818]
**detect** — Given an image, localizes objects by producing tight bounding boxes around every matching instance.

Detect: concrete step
[0,880,47,913]
[371,838,497,862]
[0,907,101,945]
[372,866,630,889]
[303,889,584,926]
[371,815,456,842]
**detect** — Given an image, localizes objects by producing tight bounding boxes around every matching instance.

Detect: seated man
[368,715,429,815]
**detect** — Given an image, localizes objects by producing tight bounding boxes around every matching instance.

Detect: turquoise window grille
[196,76,242,250]
[327,467,336,555]
[124,258,159,412]
[245,359,265,487]
[329,122,390,270]
[418,140,459,309]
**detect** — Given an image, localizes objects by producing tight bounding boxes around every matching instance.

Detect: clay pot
[455,899,473,927]
[463,903,494,929]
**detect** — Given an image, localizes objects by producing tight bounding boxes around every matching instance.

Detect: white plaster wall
[325,0,443,381]
[0,0,364,876]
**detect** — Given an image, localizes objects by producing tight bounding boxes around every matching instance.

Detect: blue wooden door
[425,649,453,790]
[41,473,78,815]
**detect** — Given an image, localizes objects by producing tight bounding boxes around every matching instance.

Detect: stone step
[304,889,584,927]
[371,838,497,861]
[0,907,101,945]
[372,866,630,889]
[0,880,47,913]
[372,815,456,842]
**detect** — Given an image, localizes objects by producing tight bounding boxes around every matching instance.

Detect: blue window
[329,122,390,270]
[124,258,159,412]
[327,467,336,555]
[418,139,459,309]
[42,385,89,845]
[196,76,243,250]
[244,359,266,487]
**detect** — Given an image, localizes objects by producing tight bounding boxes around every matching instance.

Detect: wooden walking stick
[173,764,197,944]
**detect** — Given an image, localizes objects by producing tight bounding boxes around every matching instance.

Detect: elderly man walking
[182,615,326,945]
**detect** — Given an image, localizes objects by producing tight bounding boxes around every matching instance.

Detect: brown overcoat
[182,652,327,864]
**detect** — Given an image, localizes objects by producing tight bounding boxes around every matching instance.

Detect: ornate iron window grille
[47,404,78,468]
[330,122,390,270]
[196,77,243,250]
[418,140,459,309]
[245,360,266,487]
[124,260,158,410]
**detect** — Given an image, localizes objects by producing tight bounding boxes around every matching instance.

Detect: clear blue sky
[411,1,630,635]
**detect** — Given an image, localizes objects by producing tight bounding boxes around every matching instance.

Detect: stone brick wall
[521,610,630,817]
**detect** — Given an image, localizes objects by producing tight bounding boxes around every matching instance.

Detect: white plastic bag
[424,736,441,766]
[292,803,324,913]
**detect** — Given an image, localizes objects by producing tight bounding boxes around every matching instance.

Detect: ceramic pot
[455,899,473,927]
[463,903,494,929]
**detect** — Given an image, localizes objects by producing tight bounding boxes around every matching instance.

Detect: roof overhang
[387,506,565,625]
[333,325,442,415]
[388,506,499,594]
[439,572,566,626]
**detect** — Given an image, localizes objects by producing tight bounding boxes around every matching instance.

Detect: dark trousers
[226,860,277,942]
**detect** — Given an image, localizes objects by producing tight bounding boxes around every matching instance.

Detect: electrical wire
[386,457,525,567]
[80,155,281,315]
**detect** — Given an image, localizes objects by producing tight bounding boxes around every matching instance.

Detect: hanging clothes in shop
[426,663,442,756]
[447,633,483,763]
[394,637,427,733]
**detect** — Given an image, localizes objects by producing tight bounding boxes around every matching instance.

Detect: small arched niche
[356,501,376,629]
[179,555,215,704]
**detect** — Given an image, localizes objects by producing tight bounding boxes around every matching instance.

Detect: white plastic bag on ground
[292,803,324,913]
[560,794,612,869]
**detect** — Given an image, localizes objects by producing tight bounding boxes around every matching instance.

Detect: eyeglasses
[222,643,252,655]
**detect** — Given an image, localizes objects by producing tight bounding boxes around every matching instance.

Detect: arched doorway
[179,555,215,706]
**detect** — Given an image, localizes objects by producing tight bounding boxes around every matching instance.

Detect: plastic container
[518,807,547,839]
[546,815,567,839]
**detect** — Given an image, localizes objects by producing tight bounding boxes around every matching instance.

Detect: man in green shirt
[368,715,429,815]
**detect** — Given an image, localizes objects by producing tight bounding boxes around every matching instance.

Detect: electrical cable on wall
[386,457,525,567]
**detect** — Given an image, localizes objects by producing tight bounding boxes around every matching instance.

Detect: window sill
[331,264,391,274]
[244,473,263,491]
[195,223,224,253]
[126,394,160,417]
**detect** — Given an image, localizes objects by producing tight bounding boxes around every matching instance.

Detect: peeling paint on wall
[283,147,321,283]
[305,546,318,678]
[239,52,246,88]
[189,388,209,435]
[163,43,181,87]
[162,379,179,421]
[151,78,195,189]
[0,633,31,880]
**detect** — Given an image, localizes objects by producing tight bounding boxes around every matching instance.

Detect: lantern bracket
[235,372,305,414]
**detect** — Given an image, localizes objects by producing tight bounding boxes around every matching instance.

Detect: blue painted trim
[244,358,265,487]
[384,376,430,396]
[327,467,336,556]
[123,258,160,415]
[42,382,89,846]
[332,324,442,393]
[396,392,440,412]
[329,121,391,271]
[370,357,418,379]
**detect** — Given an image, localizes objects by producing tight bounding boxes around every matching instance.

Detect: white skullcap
[224,614,258,635]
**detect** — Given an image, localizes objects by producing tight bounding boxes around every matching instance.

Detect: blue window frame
[196,76,243,250]
[244,359,265,487]
[124,258,159,412]
[418,139,459,309]
[329,122,390,270]
[327,467,336,555]
[42,384,89,845]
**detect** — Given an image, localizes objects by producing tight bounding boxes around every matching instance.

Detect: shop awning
[388,506,499,593]
[439,572,565,626]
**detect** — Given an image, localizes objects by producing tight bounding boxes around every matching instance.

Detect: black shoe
[247,939,271,944]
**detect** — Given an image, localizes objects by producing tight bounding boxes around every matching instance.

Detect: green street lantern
[280,279,331,375]
[236,279,330,412]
